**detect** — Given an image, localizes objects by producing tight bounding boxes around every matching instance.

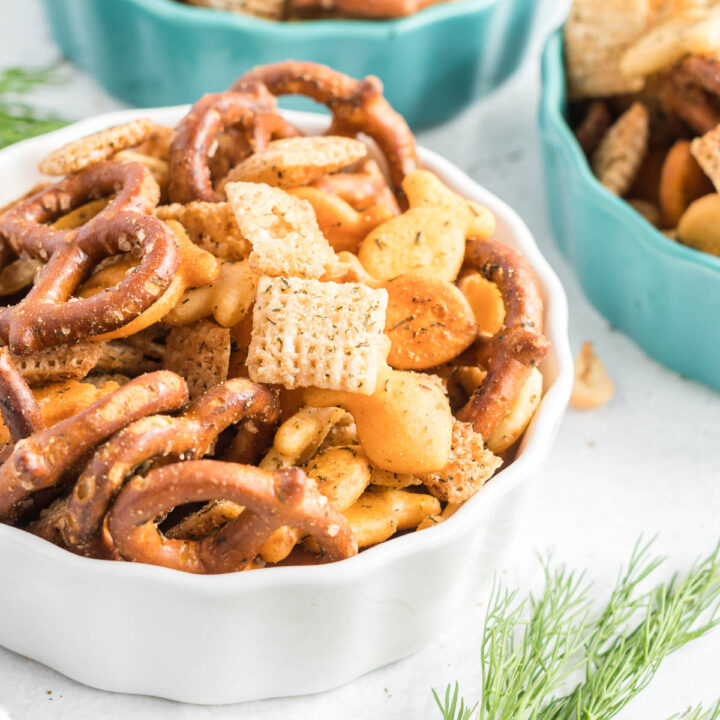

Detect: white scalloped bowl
[0,107,572,704]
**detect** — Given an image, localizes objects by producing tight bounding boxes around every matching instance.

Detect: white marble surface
[1,1,719,717]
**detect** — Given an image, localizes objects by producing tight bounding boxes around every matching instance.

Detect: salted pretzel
[659,58,720,135]
[108,460,357,573]
[0,163,181,355]
[289,0,446,17]
[0,371,188,523]
[456,238,549,440]
[168,84,301,203]
[63,378,280,557]
[232,62,418,198]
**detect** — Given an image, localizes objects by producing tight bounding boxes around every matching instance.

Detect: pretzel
[63,378,279,557]
[659,63,720,135]
[456,238,549,440]
[0,161,159,259]
[0,371,188,523]
[0,211,180,355]
[0,348,45,445]
[108,460,357,573]
[232,62,418,198]
[168,85,300,203]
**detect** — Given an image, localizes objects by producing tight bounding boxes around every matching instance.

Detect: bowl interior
[0,107,572,587]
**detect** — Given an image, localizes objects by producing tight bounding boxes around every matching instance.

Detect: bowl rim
[0,105,573,593]
[541,30,720,276]
[117,0,500,36]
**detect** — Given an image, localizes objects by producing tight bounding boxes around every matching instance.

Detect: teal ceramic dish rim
[123,0,499,36]
[542,30,720,276]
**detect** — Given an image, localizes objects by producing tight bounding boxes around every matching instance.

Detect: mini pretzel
[232,62,418,198]
[456,238,549,440]
[0,348,45,445]
[0,371,188,523]
[0,211,180,355]
[108,460,357,573]
[63,378,280,557]
[168,85,300,203]
[0,161,159,259]
[659,61,720,135]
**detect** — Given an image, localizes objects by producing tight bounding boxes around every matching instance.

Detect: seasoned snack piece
[0,258,42,296]
[591,103,649,196]
[382,271,478,370]
[419,420,501,503]
[342,486,440,548]
[312,159,400,214]
[168,85,299,203]
[657,61,720,136]
[486,367,543,454]
[304,367,453,473]
[564,0,649,98]
[164,319,231,399]
[690,123,720,191]
[108,461,357,573]
[621,5,720,78]
[358,170,490,282]
[64,378,279,557]
[165,500,245,541]
[38,118,157,175]
[574,100,613,156]
[155,201,252,260]
[288,186,394,253]
[0,371,188,523]
[8,342,103,386]
[0,348,45,444]
[677,192,720,256]
[221,136,368,188]
[233,62,418,197]
[457,238,549,440]
[248,276,388,394]
[457,271,505,337]
[164,259,259,328]
[660,140,713,226]
[570,342,614,409]
[226,181,335,278]
[627,198,662,226]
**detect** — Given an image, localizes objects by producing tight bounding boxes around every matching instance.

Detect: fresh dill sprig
[0,66,67,149]
[434,539,720,720]
[667,700,720,720]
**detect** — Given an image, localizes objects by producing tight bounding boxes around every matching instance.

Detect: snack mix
[565,0,720,258]
[0,61,548,573]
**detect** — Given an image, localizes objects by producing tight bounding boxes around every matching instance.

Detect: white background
[0,1,719,718]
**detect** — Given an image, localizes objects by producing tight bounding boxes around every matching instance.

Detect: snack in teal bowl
[42,0,541,129]
[539,30,720,392]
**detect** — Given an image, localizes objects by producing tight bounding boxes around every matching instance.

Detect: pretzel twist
[168,85,300,203]
[108,460,357,573]
[0,371,188,523]
[64,378,280,557]
[457,238,549,439]
[659,59,720,135]
[232,61,418,197]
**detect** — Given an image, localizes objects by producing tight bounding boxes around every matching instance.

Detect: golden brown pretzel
[0,347,44,445]
[108,460,357,573]
[0,371,188,523]
[289,0,445,17]
[456,238,549,439]
[63,378,280,557]
[168,85,300,203]
[0,212,180,355]
[0,161,159,259]
[232,61,418,197]
[659,62,720,135]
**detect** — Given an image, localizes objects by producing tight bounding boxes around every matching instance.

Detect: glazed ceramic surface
[0,106,572,704]
[41,0,542,128]
[539,32,720,392]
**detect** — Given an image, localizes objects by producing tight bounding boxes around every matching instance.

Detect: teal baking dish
[539,31,720,391]
[41,0,540,129]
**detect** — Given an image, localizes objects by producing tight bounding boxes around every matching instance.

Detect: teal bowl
[539,31,720,392]
[41,0,541,129]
